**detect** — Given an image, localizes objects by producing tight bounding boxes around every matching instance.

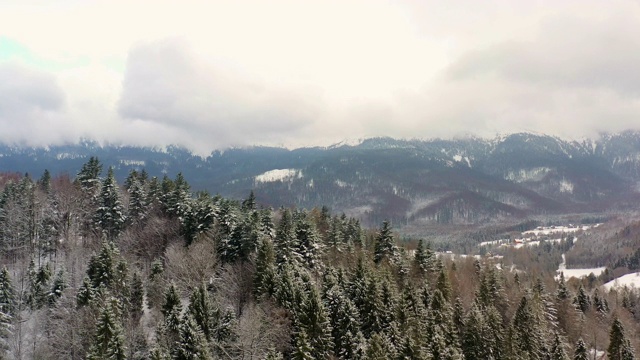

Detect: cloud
[399,6,640,140]
[2,0,640,151]
[117,39,325,151]
[0,64,76,145]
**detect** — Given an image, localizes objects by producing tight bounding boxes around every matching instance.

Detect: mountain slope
[3,132,640,228]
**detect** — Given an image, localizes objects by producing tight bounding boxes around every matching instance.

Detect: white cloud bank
[0,0,640,154]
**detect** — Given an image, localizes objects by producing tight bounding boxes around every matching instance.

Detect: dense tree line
[0,157,638,359]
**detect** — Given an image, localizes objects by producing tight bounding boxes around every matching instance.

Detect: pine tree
[48,268,66,306]
[127,176,148,225]
[593,288,609,314]
[94,167,126,240]
[162,283,183,335]
[294,211,321,269]
[87,299,127,360]
[462,303,487,359]
[77,275,95,306]
[574,285,590,314]
[291,330,314,360]
[0,267,14,315]
[573,338,588,360]
[298,286,333,359]
[550,331,570,360]
[325,286,365,359]
[254,237,277,298]
[188,284,215,341]
[0,308,12,357]
[76,156,103,191]
[366,332,396,360]
[274,209,297,266]
[87,240,119,289]
[173,313,212,360]
[556,272,571,300]
[374,221,396,264]
[512,295,546,360]
[608,318,637,360]
[129,272,144,321]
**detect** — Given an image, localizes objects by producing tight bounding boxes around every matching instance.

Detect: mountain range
[3,132,640,230]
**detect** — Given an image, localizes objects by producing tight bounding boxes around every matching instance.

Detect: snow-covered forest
[0,157,639,359]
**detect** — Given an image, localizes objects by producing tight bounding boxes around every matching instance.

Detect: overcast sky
[1,0,640,155]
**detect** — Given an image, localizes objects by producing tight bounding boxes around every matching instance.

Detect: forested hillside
[0,158,639,359]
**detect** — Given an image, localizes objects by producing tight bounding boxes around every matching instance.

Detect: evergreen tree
[298,286,333,359]
[87,240,119,289]
[573,338,588,360]
[374,221,396,264]
[129,272,144,321]
[76,156,103,191]
[173,313,212,360]
[427,289,463,360]
[241,190,257,211]
[254,237,277,298]
[608,318,636,360]
[291,330,314,360]
[87,300,127,360]
[77,275,96,306]
[462,303,487,360]
[574,285,590,314]
[188,284,215,341]
[94,167,126,240]
[0,308,12,357]
[264,348,284,360]
[274,209,297,266]
[294,211,321,269]
[550,331,569,360]
[0,267,14,314]
[325,286,365,359]
[162,283,183,335]
[366,332,396,360]
[127,176,148,225]
[512,295,546,360]
[593,288,609,314]
[556,272,571,300]
[48,268,66,306]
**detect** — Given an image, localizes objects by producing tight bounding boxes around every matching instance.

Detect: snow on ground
[523,224,597,236]
[603,272,640,290]
[557,254,606,279]
[255,169,301,183]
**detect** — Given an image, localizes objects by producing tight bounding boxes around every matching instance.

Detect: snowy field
[557,254,606,279]
[255,169,302,183]
[522,224,599,236]
[603,272,640,290]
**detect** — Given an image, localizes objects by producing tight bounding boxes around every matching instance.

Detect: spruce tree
[574,285,590,314]
[48,268,66,306]
[0,308,12,357]
[94,167,126,240]
[76,156,103,191]
[291,330,315,360]
[373,221,396,264]
[274,209,296,266]
[512,295,545,360]
[573,338,588,360]
[173,313,212,360]
[254,237,277,298]
[299,286,333,359]
[129,272,144,321]
[87,300,127,360]
[550,331,570,360]
[0,267,14,314]
[556,272,571,300]
[188,284,215,341]
[608,318,637,360]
